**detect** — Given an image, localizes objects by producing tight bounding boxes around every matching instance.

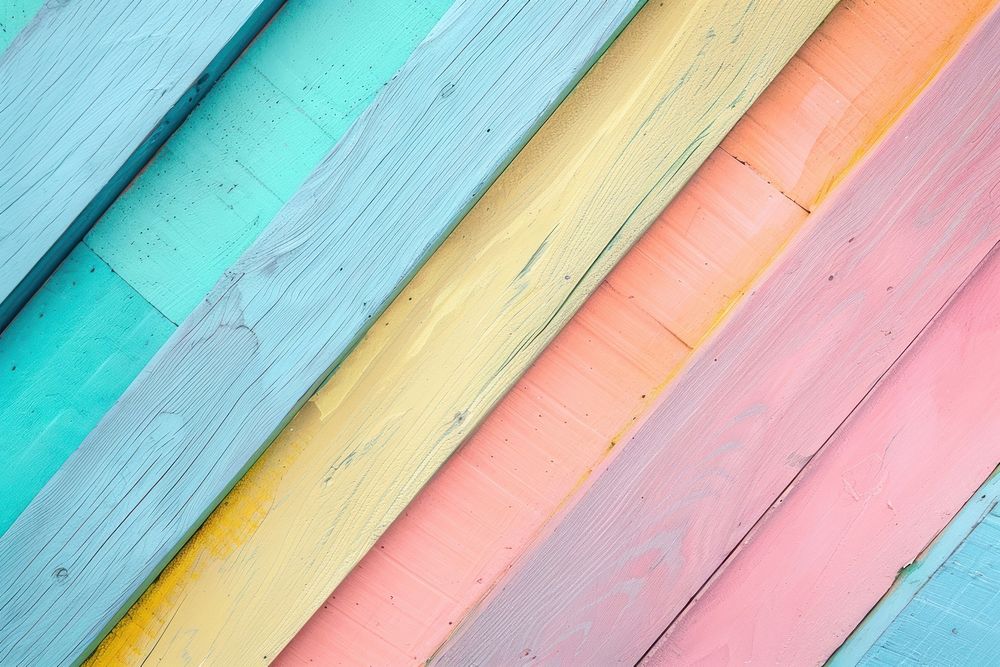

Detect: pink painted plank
[432,8,1000,663]
[642,242,1000,666]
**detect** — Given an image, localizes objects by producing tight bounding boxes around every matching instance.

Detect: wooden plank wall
[0,3,644,664]
[433,4,1000,660]
[831,471,1000,664]
[0,0,453,534]
[88,1,835,664]
[275,1,996,664]
[0,0,287,329]
[644,242,1000,664]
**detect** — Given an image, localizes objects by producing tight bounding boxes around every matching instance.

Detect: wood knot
[52,567,69,582]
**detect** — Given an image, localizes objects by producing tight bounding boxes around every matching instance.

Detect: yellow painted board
[90,1,836,663]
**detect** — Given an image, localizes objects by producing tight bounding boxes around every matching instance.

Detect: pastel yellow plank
[91,0,836,663]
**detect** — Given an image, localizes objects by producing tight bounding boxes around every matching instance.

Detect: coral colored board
[0,0,452,537]
[0,3,643,663]
[279,1,996,663]
[90,1,835,664]
[0,0,286,330]
[832,470,1000,663]
[434,8,1000,661]
[643,241,1000,665]
[860,504,1000,665]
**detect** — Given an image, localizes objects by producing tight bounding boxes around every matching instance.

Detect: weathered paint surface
[644,240,1000,665]
[0,0,452,537]
[859,504,1000,666]
[91,1,834,664]
[831,471,1000,664]
[0,3,643,664]
[433,5,1000,659]
[0,245,174,533]
[0,0,43,52]
[281,1,997,663]
[0,0,286,329]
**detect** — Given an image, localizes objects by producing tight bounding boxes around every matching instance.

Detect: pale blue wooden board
[0,1,645,663]
[0,0,453,535]
[0,0,285,329]
[857,504,1000,666]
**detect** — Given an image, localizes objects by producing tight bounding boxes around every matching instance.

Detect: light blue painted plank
[832,469,1000,666]
[0,0,286,329]
[0,0,453,534]
[87,0,453,323]
[0,244,173,533]
[0,1,646,663]
[857,503,1000,666]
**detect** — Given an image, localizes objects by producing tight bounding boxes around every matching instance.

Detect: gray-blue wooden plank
[0,1,646,663]
[0,0,286,330]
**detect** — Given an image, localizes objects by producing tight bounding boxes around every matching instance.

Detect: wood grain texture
[434,7,1000,661]
[0,0,453,538]
[832,470,1000,664]
[720,0,995,209]
[281,1,998,662]
[643,240,1000,666]
[830,471,1000,664]
[858,505,1000,665]
[0,0,286,330]
[0,3,643,664]
[89,1,834,664]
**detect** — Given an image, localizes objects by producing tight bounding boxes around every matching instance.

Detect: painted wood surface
[90,1,835,664]
[0,0,453,537]
[859,503,1000,665]
[0,0,286,330]
[0,0,42,52]
[830,470,1000,664]
[0,3,643,664]
[643,240,1000,665]
[433,6,1000,660]
[281,1,996,663]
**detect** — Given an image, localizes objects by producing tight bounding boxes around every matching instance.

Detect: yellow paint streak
[90,1,836,664]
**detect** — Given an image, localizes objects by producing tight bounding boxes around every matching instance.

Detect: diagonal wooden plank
[0,0,288,330]
[643,241,1000,665]
[433,6,1000,662]
[284,1,995,663]
[87,0,835,664]
[0,2,646,663]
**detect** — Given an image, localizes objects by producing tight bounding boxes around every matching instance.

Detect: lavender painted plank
[0,0,288,330]
[0,2,644,664]
[434,9,1000,663]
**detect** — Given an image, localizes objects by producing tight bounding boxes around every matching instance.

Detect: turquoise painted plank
[857,502,1000,666]
[0,0,43,53]
[0,0,286,330]
[0,2,645,664]
[0,244,173,534]
[87,0,452,323]
[0,0,454,536]
[832,469,1000,665]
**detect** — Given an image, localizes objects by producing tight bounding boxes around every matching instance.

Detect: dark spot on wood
[440,82,456,99]
[52,567,69,582]
[828,275,834,281]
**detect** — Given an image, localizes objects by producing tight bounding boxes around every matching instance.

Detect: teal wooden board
[0,2,645,664]
[0,0,43,52]
[0,245,173,534]
[0,0,285,330]
[857,503,1000,666]
[832,470,1000,665]
[0,0,452,536]
[87,0,452,323]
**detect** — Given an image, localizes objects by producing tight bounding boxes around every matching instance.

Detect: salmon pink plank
[434,7,1000,662]
[643,242,1000,666]
[277,0,995,663]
